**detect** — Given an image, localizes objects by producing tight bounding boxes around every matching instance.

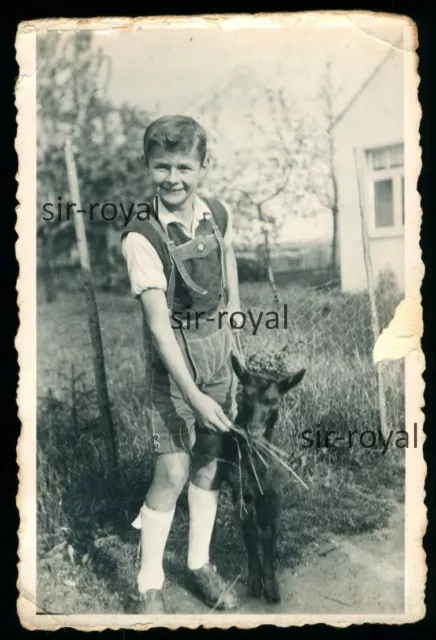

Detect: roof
[330,34,404,132]
[182,64,264,116]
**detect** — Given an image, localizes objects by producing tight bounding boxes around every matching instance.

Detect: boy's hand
[189,390,232,433]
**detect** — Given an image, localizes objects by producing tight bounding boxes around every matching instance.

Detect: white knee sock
[136,503,175,593]
[187,482,219,570]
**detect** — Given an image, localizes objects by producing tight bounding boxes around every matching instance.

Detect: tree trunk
[323,61,341,286]
[328,129,340,283]
[40,234,56,303]
[331,202,339,281]
[262,226,281,306]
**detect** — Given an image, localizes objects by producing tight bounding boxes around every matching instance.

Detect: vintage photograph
[15,12,425,629]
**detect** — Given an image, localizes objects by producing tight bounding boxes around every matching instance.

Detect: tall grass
[36,276,405,612]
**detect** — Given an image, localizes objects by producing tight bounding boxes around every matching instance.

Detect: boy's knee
[166,461,190,491]
[155,453,190,493]
[192,456,222,490]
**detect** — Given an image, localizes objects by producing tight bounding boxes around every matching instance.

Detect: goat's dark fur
[222,354,305,604]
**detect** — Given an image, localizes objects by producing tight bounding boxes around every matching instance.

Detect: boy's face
[145,145,207,211]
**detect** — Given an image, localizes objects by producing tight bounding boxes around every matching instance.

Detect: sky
[85,14,406,243]
[93,15,405,118]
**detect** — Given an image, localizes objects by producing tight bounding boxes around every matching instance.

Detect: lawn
[36,277,405,614]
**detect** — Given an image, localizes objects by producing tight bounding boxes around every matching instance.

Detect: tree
[199,77,317,303]
[266,65,343,282]
[37,31,151,300]
[194,64,344,294]
[308,60,342,281]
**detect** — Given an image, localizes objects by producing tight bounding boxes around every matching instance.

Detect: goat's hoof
[247,573,263,599]
[264,580,280,604]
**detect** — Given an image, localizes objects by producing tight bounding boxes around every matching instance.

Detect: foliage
[37,31,152,266]
[192,66,340,256]
[36,282,404,612]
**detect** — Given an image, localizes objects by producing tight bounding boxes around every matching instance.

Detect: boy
[121,115,243,613]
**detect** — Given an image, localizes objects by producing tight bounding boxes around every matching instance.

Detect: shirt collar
[154,193,211,237]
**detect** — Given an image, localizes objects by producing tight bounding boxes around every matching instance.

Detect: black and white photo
[15,12,425,629]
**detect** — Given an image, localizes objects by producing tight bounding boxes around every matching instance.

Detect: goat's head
[231,353,305,440]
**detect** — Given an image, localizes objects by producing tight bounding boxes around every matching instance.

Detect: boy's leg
[189,359,233,571]
[187,442,238,610]
[185,360,238,610]
[135,363,197,606]
[136,451,190,611]
[188,444,221,571]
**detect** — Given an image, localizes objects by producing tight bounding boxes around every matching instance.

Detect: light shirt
[122,193,232,297]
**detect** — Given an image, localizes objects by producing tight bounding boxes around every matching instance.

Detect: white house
[331,39,405,293]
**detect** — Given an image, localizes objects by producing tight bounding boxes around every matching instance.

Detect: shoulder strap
[121,199,177,315]
[200,196,229,304]
[201,197,229,238]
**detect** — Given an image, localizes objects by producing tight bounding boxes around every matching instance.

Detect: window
[374,179,394,227]
[366,143,404,236]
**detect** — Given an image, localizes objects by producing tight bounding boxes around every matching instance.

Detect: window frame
[365,142,405,239]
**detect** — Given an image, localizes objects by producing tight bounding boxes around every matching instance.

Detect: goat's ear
[277,368,306,395]
[231,353,247,381]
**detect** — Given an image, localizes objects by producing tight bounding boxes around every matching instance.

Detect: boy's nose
[167,168,180,184]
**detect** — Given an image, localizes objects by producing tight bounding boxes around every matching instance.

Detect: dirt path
[162,500,404,615]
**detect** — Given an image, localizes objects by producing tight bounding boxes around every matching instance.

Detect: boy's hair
[143,115,207,165]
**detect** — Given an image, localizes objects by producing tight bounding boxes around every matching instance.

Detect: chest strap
[146,207,208,314]
[203,208,229,306]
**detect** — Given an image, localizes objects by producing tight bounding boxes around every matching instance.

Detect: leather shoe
[187,563,239,610]
[135,588,165,614]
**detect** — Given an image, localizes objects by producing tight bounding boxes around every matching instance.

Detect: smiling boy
[121,115,242,613]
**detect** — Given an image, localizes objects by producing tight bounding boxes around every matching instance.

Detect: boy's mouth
[161,187,185,194]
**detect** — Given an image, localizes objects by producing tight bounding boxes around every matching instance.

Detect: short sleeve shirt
[122,193,233,297]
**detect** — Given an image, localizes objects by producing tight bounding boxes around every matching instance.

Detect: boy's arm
[225,244,241,315]
[139,289,232,432]
[122,230,231,432]
[222,203,241,315]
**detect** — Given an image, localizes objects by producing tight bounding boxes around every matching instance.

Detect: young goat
[223,354,305,604]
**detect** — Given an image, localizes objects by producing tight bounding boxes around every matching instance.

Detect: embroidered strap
[145,196,229,313]
[202,199,229,306]
[146,198,208,312]
[170,249,209,296]
[145,200,177,314]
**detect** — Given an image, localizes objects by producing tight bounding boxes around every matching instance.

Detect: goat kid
[223,354,305,604]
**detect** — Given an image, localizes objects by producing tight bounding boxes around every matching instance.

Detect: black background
[2,1,435,637]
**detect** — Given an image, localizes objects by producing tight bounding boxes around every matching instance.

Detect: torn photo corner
[15,12,425,631]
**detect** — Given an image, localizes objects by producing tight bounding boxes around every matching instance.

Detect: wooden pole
[64,138,118,470]
[353,147,389,438]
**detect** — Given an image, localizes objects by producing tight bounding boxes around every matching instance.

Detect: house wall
[333,49,405,293]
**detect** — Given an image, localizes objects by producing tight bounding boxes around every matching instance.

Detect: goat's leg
[256,491,281,604]
[240,500,263,598]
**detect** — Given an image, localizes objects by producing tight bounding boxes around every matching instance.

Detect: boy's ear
[200,154,210,175]
[277,369,305,395]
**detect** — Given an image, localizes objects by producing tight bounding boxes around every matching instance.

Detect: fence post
[64,138,119,471]
[353,147,389,439]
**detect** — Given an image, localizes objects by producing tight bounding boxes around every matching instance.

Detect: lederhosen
[122,194,238,456]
